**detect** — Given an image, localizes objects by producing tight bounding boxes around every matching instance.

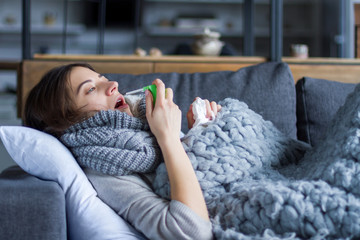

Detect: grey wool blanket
[62,84,360,239]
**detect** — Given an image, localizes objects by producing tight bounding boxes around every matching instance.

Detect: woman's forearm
[144,79,209,221]
[158,136,210,221]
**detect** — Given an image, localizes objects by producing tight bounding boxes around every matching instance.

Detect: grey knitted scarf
[60,98,163,176]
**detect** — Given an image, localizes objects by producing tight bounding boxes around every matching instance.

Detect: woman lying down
[25,63,360,240]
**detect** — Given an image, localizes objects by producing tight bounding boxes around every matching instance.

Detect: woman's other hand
[145,79,181,144]
[186,97,222,129]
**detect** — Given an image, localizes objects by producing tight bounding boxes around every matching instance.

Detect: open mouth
[114,95,127,109]
[115,99,122,108]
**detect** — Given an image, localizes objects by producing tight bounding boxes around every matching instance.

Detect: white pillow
[0,126,145,240]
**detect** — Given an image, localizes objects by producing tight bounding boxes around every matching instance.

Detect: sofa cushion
[296,77,356,146]
[105,62,297,138]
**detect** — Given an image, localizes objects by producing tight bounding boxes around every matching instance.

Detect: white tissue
[192,98,215,128]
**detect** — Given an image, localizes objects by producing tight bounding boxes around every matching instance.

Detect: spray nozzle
[125,84,157,105]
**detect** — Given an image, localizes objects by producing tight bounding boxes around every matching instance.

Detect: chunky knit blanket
[62,84,360,239]
[153,84,360,239]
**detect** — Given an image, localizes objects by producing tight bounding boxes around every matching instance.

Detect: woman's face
[69,66,133,116]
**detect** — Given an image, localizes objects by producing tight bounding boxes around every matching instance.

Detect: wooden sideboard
[18,55,360,118]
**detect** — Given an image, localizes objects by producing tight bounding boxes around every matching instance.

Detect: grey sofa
[0,62,356,239]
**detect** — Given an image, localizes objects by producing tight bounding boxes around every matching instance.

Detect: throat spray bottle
[125,84,157,105]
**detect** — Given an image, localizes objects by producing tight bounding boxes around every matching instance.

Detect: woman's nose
[106,81,118,96]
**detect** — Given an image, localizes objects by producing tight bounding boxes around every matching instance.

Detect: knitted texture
[61,86,360,239]
[60,98,162,176]
[153,91,360,239]
[153,99,309,199]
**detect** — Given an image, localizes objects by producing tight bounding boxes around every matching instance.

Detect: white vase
[193,28,224,56]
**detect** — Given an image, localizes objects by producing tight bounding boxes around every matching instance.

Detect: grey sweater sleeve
[84,169,213,240]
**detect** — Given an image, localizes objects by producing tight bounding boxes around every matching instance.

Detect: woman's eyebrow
[76,79,92,95]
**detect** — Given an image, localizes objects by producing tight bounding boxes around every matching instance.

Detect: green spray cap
[143,84,157,105]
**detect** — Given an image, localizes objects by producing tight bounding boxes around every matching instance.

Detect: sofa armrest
[0,166,67,240]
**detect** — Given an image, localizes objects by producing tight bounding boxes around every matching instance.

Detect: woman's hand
[145,79,181,145]
[145,79,210,221]
[186,97,222,129]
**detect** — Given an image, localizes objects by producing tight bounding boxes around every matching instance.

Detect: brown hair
[24,63,95,137]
